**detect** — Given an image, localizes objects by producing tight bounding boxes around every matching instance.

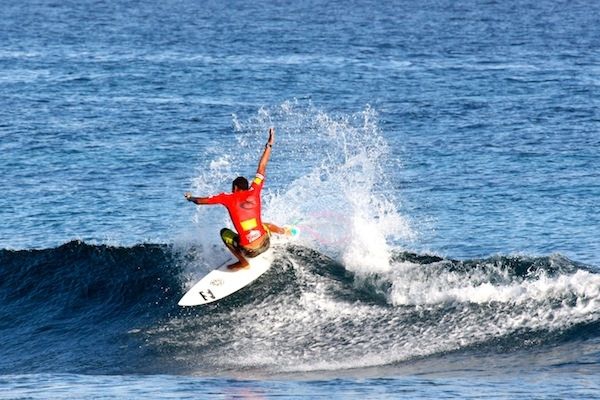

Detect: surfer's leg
[220,228,249,270]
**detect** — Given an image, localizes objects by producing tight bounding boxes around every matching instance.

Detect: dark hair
[232,176,249,191]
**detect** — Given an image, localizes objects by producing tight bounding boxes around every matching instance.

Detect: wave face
[1,241,599,376]
[0,241,180,375]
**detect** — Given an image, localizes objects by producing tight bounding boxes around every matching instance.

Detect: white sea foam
[386,259,600,308]
[230,101,414,271]
[183,101,414,274]
[224,259,600,373]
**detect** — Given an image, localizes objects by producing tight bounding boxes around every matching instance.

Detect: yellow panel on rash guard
[241,218,258,231]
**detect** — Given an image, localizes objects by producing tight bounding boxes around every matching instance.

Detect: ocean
[1,0,599,398]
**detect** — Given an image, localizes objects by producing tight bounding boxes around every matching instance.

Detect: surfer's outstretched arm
[264,222,297,237]
[264,222,285,235]
[256,127,274,177]
[184,192,223,205]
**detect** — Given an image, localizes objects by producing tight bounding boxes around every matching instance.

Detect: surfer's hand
[283,225,299,237]
[267,127,274,145]
[184,192,192,201]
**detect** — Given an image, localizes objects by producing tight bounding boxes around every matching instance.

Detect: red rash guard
[203,173,267,246]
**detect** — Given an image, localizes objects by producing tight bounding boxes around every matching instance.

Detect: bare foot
[227,261,249,270]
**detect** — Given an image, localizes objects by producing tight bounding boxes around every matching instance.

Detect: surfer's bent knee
[220,228,238,248]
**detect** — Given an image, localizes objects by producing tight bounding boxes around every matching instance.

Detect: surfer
[184,128,288,270]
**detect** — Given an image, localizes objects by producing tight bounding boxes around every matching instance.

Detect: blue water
[1,0,600,398]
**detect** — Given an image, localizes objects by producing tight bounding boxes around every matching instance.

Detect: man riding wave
[184,128,287,269]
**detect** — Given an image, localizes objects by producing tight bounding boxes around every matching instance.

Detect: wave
[0,241,181,374]
[2,241,598,376]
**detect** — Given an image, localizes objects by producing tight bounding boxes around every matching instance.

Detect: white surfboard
[178,249,275,306]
